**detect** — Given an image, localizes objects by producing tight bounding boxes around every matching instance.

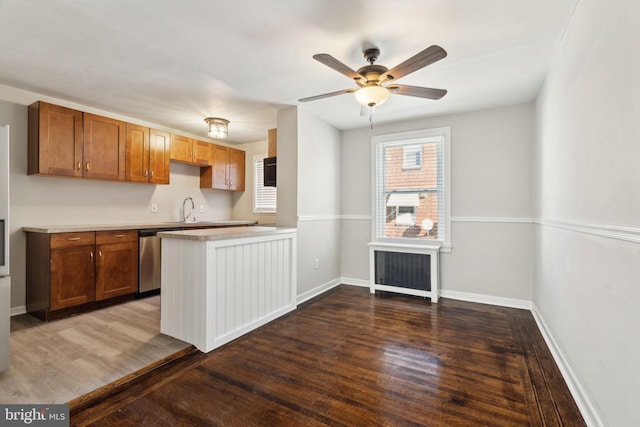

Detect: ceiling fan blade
[313,54,365,81]
[380,45,447,83]
[388,84,447,100]
[298,88,356,102]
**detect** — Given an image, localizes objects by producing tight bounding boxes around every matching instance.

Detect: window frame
[371,127,451,251]
[253,153,277,214]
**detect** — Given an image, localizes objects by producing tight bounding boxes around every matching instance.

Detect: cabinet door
[193,140,212,166]
[29,102,83,177]
[210,145,230,189]
[83,113,126,181]
[126,124,150,183]
[149,129,171,184]
[170,134,193,163]
[228,148,245,191]
[95,241,138,301]
[50,246,95,310]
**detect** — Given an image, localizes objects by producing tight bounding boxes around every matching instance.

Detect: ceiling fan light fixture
[354,85,390,107]
[204,117,229,139]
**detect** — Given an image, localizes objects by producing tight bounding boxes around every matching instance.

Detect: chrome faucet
[183,197,195,223]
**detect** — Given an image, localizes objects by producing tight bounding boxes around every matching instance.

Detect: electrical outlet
[199,205,205,213]
[151,203,157,213]
[314,258,319,270]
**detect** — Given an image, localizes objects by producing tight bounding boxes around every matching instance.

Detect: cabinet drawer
[96,230,138,245]
[50,232,96,249]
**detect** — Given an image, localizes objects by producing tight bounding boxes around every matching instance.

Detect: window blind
[374,133,445,242]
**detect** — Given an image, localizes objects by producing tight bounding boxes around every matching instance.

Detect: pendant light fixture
[204,117,229,139]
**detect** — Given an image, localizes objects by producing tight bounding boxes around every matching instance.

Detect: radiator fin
[374,251,431,291]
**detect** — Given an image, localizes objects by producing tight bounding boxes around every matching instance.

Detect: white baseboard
[296,278,342,305]
[531,304,603,427]
[340,277,369,288]
[439,289,532,310]
[10,305,26,316]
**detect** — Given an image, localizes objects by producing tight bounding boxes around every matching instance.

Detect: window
[372,128,450,248]
[253,154,277,214]
[402,145,422,169]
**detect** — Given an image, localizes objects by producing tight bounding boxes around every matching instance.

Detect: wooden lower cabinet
[50,245,96,310]
[26,230,139,320]
[96,241,138,301]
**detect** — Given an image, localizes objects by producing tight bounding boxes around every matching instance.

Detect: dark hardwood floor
[71,285,585,426]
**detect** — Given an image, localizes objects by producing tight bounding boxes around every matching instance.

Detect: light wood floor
[0,296,190,404]
[73,286,585,426]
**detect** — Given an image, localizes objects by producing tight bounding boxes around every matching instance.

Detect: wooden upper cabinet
[200,145,245,191]
[170,134,211,166]
[193,140,212,166]
[126,125,170,184]
[149,129,171,184]
[228,148,245,191]
[125,123,150,183]
[83,113,126,181]
[28,101,83,177]
[209,144,230,190]
[268,128,277,158]
[170,133,193,163]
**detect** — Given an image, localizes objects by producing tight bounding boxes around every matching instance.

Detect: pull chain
[369,105,375,130]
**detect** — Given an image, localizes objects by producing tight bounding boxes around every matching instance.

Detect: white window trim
[253,153,277,215]
[370,127,451,252]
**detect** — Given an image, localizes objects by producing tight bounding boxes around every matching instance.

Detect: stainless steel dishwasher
[138,228,182,295]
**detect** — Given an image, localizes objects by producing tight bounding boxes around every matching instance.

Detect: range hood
[264,128,277,187]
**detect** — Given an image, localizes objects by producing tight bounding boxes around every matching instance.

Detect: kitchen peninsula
[159,226,297,352]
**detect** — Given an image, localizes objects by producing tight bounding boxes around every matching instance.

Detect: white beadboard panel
[161,239,209,351]
[161,232,297,353]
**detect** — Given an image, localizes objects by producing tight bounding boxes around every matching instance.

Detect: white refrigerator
[0,125,10,372]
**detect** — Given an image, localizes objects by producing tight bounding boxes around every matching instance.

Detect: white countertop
[22,220,258,233]
[158,226,296,242]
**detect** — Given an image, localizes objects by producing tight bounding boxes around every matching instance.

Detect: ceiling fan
[298,45,448,110]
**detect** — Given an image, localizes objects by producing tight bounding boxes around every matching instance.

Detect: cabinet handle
[77,162,81,170]
[67,237,81,241]
[144,169,148,177]
[99,251,102,257]
[85,162,90,171]
[114,234,125,238]
[150,170,154,178]
[90,252,94,261]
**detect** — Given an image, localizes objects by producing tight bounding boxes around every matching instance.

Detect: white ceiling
[0,0,577,144]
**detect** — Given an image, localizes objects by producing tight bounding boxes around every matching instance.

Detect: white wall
[0,96,236,310]
[231,139,276,225]
[534,0,640,425]
[276,107,342,298]
[296,109,341,297]
[340,103,535,301]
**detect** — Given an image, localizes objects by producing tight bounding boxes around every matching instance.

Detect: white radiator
[368,242,440,302]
